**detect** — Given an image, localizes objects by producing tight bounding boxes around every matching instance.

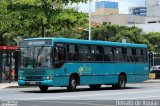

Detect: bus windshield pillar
[0,51,2,83]
[14,50,19,81]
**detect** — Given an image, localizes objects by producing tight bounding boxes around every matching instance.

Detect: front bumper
[18,80,53,86]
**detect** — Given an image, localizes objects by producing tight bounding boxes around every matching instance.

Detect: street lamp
[148,51,155,68]
[153,52,155,66]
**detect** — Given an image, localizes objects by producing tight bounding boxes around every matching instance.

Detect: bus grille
[25,76,43,80]
[24,70,45,75]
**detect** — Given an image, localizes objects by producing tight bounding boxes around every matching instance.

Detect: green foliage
[52,9,88,31]
[0,0,88,45]
[1,0,160,53]
[78,24,159,53]
[91,24,120,41]
[144,32,160,52]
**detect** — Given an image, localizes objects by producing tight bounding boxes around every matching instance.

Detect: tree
[80,24,154,51]
[53,9,88,31]
[144,32,160,52]
[82,24,120,41]
[0,0,88,45]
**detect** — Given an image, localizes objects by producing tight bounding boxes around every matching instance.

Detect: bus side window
[114,47,125,62]
[135,49,142,62]
[54,44,66,68]
[67,44,78,61]
[142,49,147,62]
[104,47,113,61]
[126,48,134,62]
[78,45,91,61]
[90,46,103,61]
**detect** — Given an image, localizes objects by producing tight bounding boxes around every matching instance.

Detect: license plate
[30,82,36,85]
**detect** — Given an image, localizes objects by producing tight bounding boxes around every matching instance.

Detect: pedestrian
[11,67,15,81]
[5,64,10,81]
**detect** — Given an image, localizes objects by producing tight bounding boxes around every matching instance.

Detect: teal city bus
[18,38,149,92]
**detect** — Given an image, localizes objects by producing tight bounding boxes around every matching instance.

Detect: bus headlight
[43,76,52,80]
[19,76,25,80]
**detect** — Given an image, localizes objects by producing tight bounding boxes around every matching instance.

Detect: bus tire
[89,84,101,90]
[112,74,126,89]
[39,86,48,92]
[67,76,77,92]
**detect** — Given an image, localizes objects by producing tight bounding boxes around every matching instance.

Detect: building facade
[127,23,160,33]
[147,6,160,17]
[129,7,147,16]
[146,0,160,17]
[92,1,119,16]
[91,0,160,26]
[146,0,160,6]
[145,17,160,23]
[91,14,145,25]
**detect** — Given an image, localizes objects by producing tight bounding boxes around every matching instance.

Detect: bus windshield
[20,47,52,69]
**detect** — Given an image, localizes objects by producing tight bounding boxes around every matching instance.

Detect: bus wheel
[112,74,126,89]
[39,86,48,92]
[89,84,101,90]
[67,76,77,92]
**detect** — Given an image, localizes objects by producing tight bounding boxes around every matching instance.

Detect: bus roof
[23,37,147,48]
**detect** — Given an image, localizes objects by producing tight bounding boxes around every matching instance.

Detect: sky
[77,0,146,14]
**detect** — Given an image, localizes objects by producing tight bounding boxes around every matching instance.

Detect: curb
[143,79,160,83]
[0,82,18,89]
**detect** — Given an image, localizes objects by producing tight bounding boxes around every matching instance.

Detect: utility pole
[89,0,92,40]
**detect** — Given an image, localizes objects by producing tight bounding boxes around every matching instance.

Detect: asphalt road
[0,81,160,106]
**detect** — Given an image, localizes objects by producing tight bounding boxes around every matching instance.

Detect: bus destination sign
[20,39,52,46]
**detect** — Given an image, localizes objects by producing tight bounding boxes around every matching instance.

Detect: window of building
[103,22,107,25]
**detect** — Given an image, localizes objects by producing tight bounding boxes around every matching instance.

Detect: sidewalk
[143,79,160,83]
[0,82,18,89]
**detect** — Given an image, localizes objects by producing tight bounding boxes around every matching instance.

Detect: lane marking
[123,95,160,100]
[42,101,114,106]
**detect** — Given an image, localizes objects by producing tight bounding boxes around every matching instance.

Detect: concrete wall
[146,0,160,6]
[134,15,145,24]
[127,23,160,33]
[91,15,127,25]
[106,15,128,25]
[91,14,145,25]
[91,15,106,24]
[92,8,118,16]
[147,6,160,17]
[145,17,160,23]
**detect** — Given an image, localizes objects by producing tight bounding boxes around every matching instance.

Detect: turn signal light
[49,76,53,79]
